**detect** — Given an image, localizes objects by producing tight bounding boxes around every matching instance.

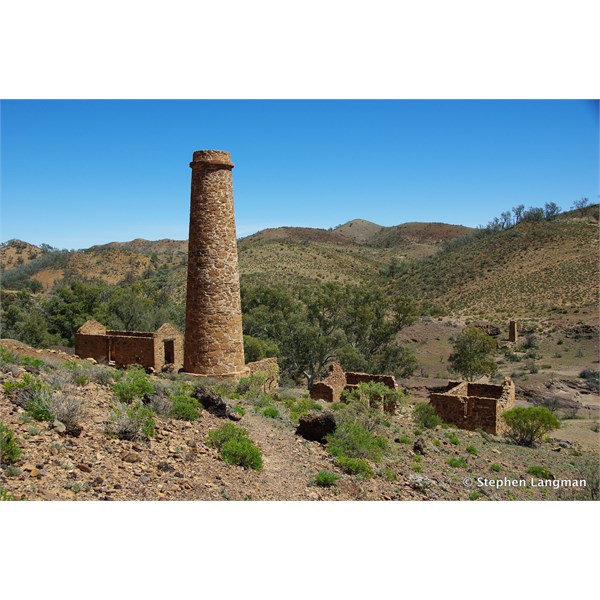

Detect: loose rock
[296,412,336,442]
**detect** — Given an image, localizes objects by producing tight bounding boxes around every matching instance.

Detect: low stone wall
[309,362,346,402]
[74,333,109,364]
[429,378,515,435]
[246,357,280,392]
[310,363,398,403]
[345,372,397,390]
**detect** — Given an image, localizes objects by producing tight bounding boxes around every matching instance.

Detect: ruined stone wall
[345,372,397,390]
[184,150,246,379]
[109,335,155,369]
[494,378,516,434]
[153,323,184,372]
[309,362,346,402]
[429,379,516,435]
[74,333,109,364]
[246,357,280,392]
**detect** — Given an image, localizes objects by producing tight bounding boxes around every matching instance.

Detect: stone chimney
[184,150,247,378]
[508,320,518,343]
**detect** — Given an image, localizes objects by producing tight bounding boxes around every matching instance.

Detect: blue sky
[1,100,597,248]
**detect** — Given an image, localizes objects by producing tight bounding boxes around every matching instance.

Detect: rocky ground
[1,340,598,501]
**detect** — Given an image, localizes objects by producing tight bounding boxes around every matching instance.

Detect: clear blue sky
[1,100,597,248]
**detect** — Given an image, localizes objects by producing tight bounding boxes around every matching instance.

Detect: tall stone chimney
[184,150,247,378]
[508,320,518,343]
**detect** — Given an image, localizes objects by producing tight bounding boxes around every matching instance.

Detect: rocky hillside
[0,240,45,271]
[0,341,597,501]
[394,215,599,317]
[1,209,597,317]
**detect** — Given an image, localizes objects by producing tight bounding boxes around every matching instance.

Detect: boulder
[191,385,241,421]
[408,473,434,492]
[413,437,426,456]
[296,412,336,442]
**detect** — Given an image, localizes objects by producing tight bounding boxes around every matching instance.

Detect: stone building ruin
[428,378,516,434]
[310,361,398,406]
[74,320,183,371]
[183,150,247,379]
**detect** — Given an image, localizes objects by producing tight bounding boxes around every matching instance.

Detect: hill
[1,210,597,318]
[0,240,46,271]
[394,213,599,317]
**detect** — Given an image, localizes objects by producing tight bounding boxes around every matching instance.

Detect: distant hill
[333,219,385,243]
[1,208,597,318]
[241,226,354,246]
[0,240,46,271]
[394,213,599,317]
[90,238,188,255]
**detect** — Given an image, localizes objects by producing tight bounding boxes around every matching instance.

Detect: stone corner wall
[246,357,280,392]
[309,361,346,402]
[495,377,516,434]
[429,378,515,435]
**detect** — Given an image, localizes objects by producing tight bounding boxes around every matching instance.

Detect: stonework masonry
[74,320,183,371]
[509,320,518,343]
[184,150,247,379]
[309,362,398,403]
[428,378,516,435]
[246,357,280,392]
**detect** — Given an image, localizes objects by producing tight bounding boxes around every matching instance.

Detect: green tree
[502,406,560,447]
[448,326,497,381]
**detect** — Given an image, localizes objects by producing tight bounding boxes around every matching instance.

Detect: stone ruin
[428,378,516,435]
[310,361,398,410]
[73,149,277,386]
[508,320,518,343]
[74,320,183,371]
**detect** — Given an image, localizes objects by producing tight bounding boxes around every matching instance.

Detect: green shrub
[326,421,388,462]
[0,346,18,365]
[382,467,396,481]
[446,432,460,445]
[396,435,412,445]
[491,463,502,472]
[411,464,423,473]
[336,456,374,478]
[315,471,339,487]
[447,457,468,468]
[0,486,17,501]
[262,406,279,419]
[469,491,484,501]
[432,439,441,447]
[413,403,442,429]
[206,423,249,449]
[0,422,22,464]
[281,397,322,423]
[342,381,407,413]
[502,406,560,447]
[220,438,263,470]
[112,366,155,403]
[237,373,267,396]
[170,393,201,421]
[108,401,155,441]
[466,445,478,455]
[207,424,263,470]
[233,405,246,416]
[527,466,554,479]
[20,355,46,370]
